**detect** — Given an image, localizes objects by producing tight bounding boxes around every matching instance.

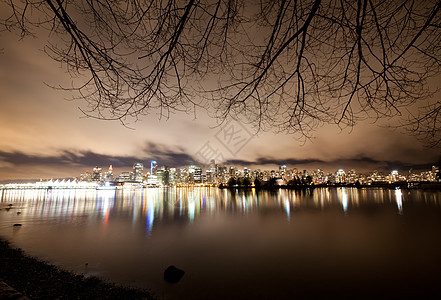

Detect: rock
[13,224,22,227]
[0,281,30,300]
[164,265,185,283]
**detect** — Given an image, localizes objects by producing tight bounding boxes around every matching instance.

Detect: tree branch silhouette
[1,0,441,145]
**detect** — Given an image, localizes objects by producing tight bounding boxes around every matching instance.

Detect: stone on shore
[164,265,185,283]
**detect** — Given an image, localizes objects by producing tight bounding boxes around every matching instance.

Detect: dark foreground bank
[0,239,156,299]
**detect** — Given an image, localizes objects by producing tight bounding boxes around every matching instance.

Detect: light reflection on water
[1,187,441,299]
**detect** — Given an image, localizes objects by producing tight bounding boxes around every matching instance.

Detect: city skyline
[1,147,439,183]
[9,160,435,186]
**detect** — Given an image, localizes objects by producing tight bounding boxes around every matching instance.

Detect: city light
[1,162,440,190]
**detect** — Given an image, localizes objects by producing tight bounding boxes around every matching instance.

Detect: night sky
[0,13,440,181]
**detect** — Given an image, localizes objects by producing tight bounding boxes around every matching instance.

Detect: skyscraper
[335,169,346,183]
[104,165,114,182]
[92,166,102,182]
[169,168,176,184]
[157,166,170,185]
[209,159,217,183]
[194,167,202,183]
[133,163,144,183]
[188,165,196,184]
[150,161,158,176]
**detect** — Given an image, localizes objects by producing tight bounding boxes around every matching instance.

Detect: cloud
[0,145,198,180]
[0,144,437,174]
[0,150,135,168]
[226,157,325,166]
[0,142,199,170]
[224,155,436,172]
[143,142,198,166]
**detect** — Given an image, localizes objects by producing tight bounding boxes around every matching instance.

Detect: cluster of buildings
[79,161,214,186]
[78,160,441,187]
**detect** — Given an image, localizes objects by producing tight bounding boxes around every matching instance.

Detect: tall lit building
[432,165,440,181]
[390,170,399,182]
[194,167,202,183]
[92,167,102,182]
[206,169,214,183]
[169,168,176,184]
[133,163,144,182]
[210,159,217,183]
[347,169,357,183]
[180,168,189,184]
[157,166,170,185]
[279,165,287,180]
[315,169,325,184]
[150,161,158,176]
[335,169,346,183]
[104,165,114,182]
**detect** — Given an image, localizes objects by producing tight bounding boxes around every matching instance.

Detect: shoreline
[219,182,441,190]
[0,238,156,299]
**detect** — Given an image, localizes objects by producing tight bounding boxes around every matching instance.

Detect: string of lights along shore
[72,160,440,188]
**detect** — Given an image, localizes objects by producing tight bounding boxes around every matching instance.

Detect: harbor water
[1,187,441,299]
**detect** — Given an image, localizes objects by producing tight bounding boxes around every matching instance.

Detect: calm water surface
[1,187,441,299]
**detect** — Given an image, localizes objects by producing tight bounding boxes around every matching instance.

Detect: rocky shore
[0,239,156,299]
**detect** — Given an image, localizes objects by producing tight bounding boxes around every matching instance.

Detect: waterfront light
[395,188,403,215]
[3,181,99,189]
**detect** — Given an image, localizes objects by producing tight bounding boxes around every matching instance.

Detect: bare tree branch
[1,0,441,145]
